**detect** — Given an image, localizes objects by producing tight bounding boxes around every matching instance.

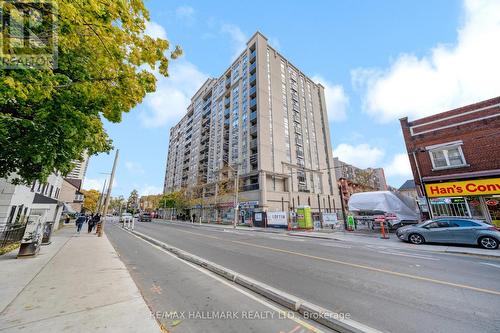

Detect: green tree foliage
[0,0,182,184]
[127,189,139,209]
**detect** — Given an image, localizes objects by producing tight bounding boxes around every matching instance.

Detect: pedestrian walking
[75,215,85,233]
[88,214,95,233]
[92,214,101,232]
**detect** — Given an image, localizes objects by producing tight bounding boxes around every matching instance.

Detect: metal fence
[0,224,27,248]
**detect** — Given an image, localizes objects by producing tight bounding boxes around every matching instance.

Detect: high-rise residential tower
[164,32,340,221]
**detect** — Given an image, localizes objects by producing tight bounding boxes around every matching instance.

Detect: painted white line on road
[379,251,439,261]
[319,242,353,249]
[266,236,305,242]
[118,226,326,333]
[480,262,500,269]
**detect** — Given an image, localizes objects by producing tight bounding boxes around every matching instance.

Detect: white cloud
[312,75,349,122]
[82,177,118,191]
[125,161,145,175]
[220,23,247,60]
[176,6,195,23]
[353,0,500,122]
[144,21,167,40]
[140,60,208,128]
[333,143,384,169]
[139,185,163,196]
[383,153,413,178]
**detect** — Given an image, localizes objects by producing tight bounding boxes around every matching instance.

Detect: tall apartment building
[67,151,89,180]
[164,32,340,220]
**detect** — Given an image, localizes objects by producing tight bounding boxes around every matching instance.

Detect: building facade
[400,96,500,226]
[333,157,387,191]
[0,173,65,229]
[164,32,340,222]
[67,151,89,180]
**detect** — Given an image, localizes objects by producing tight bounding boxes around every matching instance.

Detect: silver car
[396,218,500,249]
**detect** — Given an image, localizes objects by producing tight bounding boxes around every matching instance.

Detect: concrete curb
[128,228,379,333]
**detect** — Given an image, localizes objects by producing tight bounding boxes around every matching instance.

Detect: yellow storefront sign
[425,178,500,197]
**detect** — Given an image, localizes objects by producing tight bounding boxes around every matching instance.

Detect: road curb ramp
[129,228,380,333]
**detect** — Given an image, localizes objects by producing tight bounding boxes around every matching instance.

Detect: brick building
[400,96,500,226]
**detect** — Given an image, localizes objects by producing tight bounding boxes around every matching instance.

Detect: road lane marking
[319,242,353,249]
[118,227,325,333]
[168,227,500,297]
[379,251,440,261]
[480,262,500,269]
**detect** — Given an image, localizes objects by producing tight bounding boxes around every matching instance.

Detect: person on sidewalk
[88,214,95,233]
[92,214,101,233]
[75,215,86,233]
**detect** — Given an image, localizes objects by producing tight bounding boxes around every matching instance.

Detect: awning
[422,169,500,182]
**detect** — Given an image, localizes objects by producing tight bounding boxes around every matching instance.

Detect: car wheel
[408,233,425,245]
[478,236,499,250]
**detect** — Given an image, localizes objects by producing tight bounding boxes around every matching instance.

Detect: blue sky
[83,0,500,198]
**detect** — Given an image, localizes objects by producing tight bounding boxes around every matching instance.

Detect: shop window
[428,142,466,169]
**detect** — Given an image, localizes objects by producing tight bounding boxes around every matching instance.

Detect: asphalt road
[108,221,500,333]
[105,222,329,333]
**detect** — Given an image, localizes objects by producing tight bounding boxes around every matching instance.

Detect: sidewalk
[0,226,160,333]
[156,219,500,258]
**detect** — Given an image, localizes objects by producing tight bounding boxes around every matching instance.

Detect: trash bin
[42,221,54,245]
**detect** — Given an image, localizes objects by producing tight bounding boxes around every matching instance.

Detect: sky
[82,0,500,198]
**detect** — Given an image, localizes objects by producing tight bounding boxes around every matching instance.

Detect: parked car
[396,218,500,249]
[120,213,133,223]
[139,213,152,222]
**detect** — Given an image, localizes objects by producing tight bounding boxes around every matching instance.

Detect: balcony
[249,62,256,74]
[224,97,230,107]
[224,119,230,127]
[225,78,231,88]
[249,85,257,98]
[250,153,258,164]
[242,183,259,192]
[250,111,257,121]
[250,49,256,61]
[250,125,257,136]
[249,73,256,84]
[250,98,257,111]
[250,138,257,149]
[224,108,230,118]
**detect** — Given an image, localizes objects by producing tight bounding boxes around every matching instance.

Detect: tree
[109,195,125,213]
[82,189,100,213]
[354,169,376,191]
[127,189,139,210]
[0,0,182,184]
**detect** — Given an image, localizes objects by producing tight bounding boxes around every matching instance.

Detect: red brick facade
[400,96,500,194]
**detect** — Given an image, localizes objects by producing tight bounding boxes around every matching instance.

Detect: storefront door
[484,196,500,227]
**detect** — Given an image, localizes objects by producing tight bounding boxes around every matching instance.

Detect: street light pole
[99,149,119,237]
[233,166,239,229]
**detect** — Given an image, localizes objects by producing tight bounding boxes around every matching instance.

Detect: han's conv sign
[425,178,500,197]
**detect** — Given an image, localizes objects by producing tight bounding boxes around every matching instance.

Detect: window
[428,142,466,169]
[7,206,17,224]
[449,220,480,227]
[426,221,450,228]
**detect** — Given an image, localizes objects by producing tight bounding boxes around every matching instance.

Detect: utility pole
[233,166,239,229]
[99,149,119,237]
[96,179,107,214]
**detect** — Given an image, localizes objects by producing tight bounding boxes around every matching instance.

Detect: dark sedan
[396,218,500,249]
